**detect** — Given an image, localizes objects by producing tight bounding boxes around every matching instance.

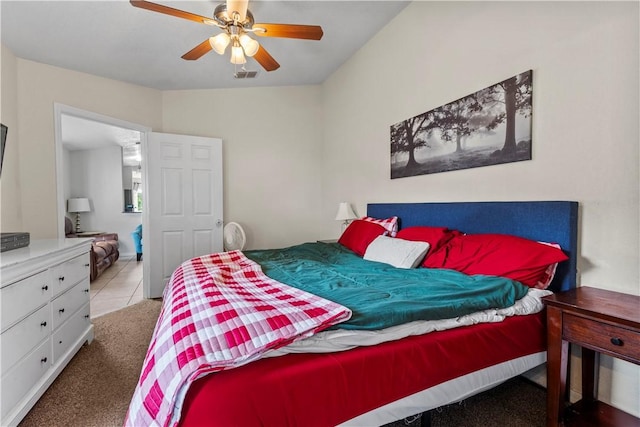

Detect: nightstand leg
[547,306,569,427]
[581,347,599,403]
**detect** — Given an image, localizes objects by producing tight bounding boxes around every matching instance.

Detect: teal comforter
[244,242,529,331]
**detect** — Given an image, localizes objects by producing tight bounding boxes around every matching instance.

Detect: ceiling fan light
[239,34,259,57]
[230,45,246,64]
[209,33,231,55]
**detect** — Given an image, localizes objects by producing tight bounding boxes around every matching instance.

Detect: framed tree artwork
[391,70,533,179]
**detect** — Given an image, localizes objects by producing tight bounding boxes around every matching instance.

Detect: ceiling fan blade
[182,39,213,61]
[253,45,280,71]
[253,24,323,40]
[226,0,248,22]
[130,0,216,25]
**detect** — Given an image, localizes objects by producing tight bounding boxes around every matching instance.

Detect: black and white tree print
[390,70,533,179]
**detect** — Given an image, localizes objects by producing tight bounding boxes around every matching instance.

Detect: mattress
[179,311,545,426]
[341,351,546,425]
[126,245,548,427]
[267,287,549,356]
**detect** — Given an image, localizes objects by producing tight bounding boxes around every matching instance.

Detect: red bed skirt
[180,312,545,426]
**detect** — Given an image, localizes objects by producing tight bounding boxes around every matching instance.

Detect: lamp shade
[209,33,230,55]
[335,202,357,221]
[230,44,246,64]
[239,34,259,57]
[67,198,91,213]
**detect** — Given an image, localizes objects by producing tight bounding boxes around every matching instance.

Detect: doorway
[54,103,152,300]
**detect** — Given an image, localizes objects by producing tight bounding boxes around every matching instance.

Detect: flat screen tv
[0,124,7,177]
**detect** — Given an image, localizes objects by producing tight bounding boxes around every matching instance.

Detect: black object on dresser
[0,232,30,252]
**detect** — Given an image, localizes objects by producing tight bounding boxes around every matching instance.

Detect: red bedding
[180,311,545,426]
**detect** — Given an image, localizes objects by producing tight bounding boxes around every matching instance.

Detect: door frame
[53,103,153,297]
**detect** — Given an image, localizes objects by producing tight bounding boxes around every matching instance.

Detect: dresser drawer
[0,270,50,331]
[51,278,90,330]
[50,253,90,296]
[0,338,51,422]
[1,303,51,375]
[563,313,640,362]
[52,302,91,363]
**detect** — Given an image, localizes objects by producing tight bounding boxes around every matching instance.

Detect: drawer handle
[59,276,65,282]
[85,263,90,267]
[84,288,90,293]
[42,285,48,291]
[610,337,624,346]
[41,357,48,364]
[84,314,90,319]
[41,321,47,327]
[59,308,65,314]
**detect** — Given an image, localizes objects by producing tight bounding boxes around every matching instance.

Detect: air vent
[234,70,258,79]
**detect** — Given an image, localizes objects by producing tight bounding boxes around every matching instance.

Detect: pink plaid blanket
[125,251,352,427]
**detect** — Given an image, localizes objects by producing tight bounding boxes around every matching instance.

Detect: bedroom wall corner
[0,44,22,232]
[161,85,325,250]
[320,1,639,417]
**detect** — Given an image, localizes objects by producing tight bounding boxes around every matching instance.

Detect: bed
[126,200,579,427]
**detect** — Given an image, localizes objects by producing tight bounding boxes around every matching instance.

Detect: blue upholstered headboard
[367,201,578,292]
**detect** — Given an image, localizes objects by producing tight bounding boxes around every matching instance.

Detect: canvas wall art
[390,70,533,179]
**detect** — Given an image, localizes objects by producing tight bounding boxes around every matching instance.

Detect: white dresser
[1,239,94,426]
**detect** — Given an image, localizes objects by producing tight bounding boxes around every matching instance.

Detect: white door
[143,132,223,298]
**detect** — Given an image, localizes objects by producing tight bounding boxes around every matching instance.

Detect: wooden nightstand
[542,286,640,427]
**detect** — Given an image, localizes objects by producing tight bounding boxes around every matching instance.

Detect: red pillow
[395,226,462,255]
[338,220,387,257]
[423,233,568,288]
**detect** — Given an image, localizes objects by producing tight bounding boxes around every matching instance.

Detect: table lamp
[67,198,91,233]
[335,202,357,230]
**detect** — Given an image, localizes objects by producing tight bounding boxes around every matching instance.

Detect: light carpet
[19,299,162,427]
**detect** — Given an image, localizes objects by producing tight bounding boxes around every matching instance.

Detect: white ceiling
[61,115,141,151]
[5,1,408,157]
[61,114,142,165]
[1,0,409,91]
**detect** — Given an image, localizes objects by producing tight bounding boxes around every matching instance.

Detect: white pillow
[363,235,430,269]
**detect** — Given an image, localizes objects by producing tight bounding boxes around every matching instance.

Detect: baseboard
[521,362,547,387]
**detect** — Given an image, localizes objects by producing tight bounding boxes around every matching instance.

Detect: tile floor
[90,255,144,318]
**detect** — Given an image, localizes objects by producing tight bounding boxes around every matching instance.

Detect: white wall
[162,86,324,249]
[321,1,639,416]
[69,146,141,256]
[0,44,21,231]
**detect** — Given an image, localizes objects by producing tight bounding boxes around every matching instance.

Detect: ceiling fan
[130,0,324,72]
